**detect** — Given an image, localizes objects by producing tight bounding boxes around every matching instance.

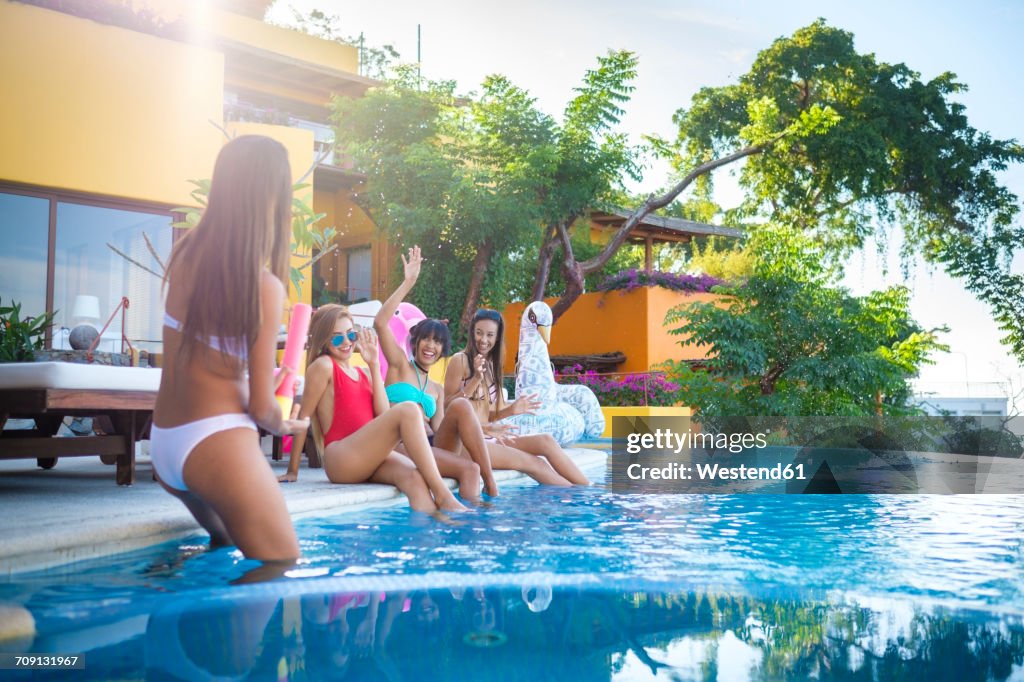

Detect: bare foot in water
[484,476,500,498]
[438,495,470,513]
[277,472,297,483]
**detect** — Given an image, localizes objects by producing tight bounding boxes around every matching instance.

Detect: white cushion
[0,362,161,391]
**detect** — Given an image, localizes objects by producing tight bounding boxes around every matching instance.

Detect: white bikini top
[163,312,248,360]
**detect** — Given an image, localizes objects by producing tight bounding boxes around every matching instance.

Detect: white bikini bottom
[150,414,257,491]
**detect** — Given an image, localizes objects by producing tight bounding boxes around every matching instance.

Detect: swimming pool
[3,460,1023,680]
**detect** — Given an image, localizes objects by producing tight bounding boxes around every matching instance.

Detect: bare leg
[512,433,590,485]
[395,442,481,501]
[434,398,498,497]
[158,478,233,548]
[324,403,467,512]
[182,428,300,562]
[367,453,437,512]
[485,441,573,486]
[432,447,481,501]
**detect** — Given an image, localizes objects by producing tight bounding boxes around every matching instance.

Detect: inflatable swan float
[505,301,605,445]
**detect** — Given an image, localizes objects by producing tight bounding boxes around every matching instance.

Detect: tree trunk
[550,221,583,322]
[551,260,585,321]
[545,141,775,320]
[460,239,494,336]
[759,363,785,395]
[530,221,566,302]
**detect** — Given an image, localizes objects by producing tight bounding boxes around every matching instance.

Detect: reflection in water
[23,585,1017,681]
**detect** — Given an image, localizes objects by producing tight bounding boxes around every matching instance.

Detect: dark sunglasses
[474,309,502,322]
[331,330,358,347]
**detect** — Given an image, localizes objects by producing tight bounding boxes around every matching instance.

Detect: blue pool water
[3,461,1024,680]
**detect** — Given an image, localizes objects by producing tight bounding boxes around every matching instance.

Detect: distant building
[914,396,1008,417]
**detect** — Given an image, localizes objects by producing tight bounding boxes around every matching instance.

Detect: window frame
[0,181,184,347]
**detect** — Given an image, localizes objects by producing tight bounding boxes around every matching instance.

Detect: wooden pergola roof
[590,208,744,243]
[590,207,744,271]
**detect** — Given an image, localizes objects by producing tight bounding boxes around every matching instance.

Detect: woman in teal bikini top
[375,246,500,496]
[384,362,436,419]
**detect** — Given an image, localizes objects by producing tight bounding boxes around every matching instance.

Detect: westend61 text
[626,462,807,481]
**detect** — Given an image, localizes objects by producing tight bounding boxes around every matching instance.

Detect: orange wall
[312,191,390,300]
[502,289,722,374]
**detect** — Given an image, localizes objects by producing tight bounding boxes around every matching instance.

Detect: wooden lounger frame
[0,388,154,486]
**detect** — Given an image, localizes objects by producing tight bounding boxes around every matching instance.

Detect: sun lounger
[0,363,159,485]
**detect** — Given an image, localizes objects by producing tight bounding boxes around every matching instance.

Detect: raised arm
[444,351,489,410]
[374,245,422,372]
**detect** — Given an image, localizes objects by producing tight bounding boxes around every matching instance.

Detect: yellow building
[0,0,390,354]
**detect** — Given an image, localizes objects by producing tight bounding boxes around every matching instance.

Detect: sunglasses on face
[331,330,358,347]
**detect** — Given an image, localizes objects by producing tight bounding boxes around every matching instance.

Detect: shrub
[0,298,56,362]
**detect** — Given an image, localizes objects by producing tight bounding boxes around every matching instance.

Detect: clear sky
[268,0,1024,411]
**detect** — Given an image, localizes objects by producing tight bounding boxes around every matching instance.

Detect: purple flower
[596,269,725,295]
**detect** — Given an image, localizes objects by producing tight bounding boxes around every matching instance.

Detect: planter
[599,406,692,438]
[32,350,132,366]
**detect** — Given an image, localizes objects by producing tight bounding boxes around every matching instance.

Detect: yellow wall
[131,0,359,74]
[210,5,359,74]
[503,289,721,374]
[227,122,315,307]
[0,2,224,206]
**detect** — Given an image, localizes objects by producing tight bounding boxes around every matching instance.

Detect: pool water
[3,462,1024,680]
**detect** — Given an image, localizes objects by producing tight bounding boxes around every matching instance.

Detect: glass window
[53,202,172,353]
[346,246,372,303]
[0,192,49,318]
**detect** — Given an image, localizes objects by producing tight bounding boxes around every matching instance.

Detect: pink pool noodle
[275,302,312,416]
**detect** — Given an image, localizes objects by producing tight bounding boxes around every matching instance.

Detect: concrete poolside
[0,442,609,577]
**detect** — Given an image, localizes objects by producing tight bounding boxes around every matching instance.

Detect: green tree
[663,228,947,416]
[687,237,754,282]
[333,54,640,334]
[659,19,1024,359]
[527,50,643,316]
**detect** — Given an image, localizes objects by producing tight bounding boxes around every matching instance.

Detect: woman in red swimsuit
[279,305,472,512]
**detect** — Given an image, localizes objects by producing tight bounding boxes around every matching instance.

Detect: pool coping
[0,444,608,576]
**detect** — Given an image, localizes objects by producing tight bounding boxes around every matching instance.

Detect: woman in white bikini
[150,135,310,562]
[445,308,590,486]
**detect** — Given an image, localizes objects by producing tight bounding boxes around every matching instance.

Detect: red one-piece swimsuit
[321,361,375,446]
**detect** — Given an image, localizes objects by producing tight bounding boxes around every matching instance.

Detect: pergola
[589,208,744,271]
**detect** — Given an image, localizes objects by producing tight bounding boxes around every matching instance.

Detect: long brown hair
[307,304,353,369]
[165,135,292,363]
[305,304,353,456]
